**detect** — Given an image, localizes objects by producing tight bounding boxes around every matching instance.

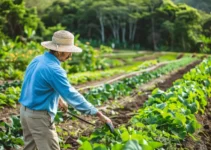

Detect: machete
[68,112,115,133]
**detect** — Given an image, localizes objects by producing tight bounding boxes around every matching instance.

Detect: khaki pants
[20,105,60,150]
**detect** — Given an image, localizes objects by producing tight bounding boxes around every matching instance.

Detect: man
[19,30,113,150]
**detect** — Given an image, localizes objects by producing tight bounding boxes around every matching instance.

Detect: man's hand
[96,111,113,126]
[58,98,68,112]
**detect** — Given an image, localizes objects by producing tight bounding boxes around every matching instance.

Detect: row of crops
[0,55,202,149]
[76,58,211,150]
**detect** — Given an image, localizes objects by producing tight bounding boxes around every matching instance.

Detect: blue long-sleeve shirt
[19,51,98,119]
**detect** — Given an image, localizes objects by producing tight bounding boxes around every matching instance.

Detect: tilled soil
[65,60,202,150]
[157,61,200,91]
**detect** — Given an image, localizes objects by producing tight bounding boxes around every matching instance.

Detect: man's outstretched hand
[58,98,68,112]
[96,111,113,126]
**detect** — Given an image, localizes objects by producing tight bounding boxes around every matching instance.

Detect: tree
[172,0,211,13]
[158,0,179,50]
[126,0,143,42]
[89,0,112,43]
[141,0,163,50]
[174,4,202,51]
[0,0,40,39]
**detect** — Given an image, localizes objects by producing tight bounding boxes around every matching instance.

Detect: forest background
[1,0,211,52]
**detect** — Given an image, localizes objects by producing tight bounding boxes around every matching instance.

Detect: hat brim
[41,41,82,53]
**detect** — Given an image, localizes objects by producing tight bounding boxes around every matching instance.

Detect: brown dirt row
[64,60,201,150]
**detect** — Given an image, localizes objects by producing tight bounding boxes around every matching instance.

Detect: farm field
[1,0,211,149]
[0,47,211,150]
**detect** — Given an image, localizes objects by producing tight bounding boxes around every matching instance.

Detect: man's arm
[49,67,113,125]
[58,97,112,125]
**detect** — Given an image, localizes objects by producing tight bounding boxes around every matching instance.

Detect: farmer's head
[41,30,82,62]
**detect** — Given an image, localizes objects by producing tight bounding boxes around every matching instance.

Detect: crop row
[68,60,157,85]
[83,57,197,106]
[77,58,211,150]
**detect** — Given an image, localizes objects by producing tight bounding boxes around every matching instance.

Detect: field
[2,0,211,149]
[0,42,211,150]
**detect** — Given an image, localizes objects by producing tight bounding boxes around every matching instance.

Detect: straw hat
[41,30,82,53]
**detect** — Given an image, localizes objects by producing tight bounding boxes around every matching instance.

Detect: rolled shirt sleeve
[49,66,98,115]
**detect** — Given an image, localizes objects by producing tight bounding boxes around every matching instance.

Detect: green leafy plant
[0,116,23,150]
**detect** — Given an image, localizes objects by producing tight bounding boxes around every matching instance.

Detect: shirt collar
[44,51,61,65]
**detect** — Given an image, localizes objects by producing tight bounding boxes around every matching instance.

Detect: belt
[21,105,48,115]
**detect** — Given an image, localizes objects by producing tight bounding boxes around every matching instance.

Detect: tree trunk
[151,17,157,50]
[99,15,105,43]
[109,15,120,42]
[171,33,174,51]
[182,34,186,51]
[97,11,105,43]
[109,15,116,39]
[129,22,132,41]
[8,21,15,37]
[116,26,120,42]
[122,26,126,43]
[150,6,157,50]
[132,23,137,42]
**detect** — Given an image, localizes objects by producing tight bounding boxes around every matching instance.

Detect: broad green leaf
[121,130,130,142]
[188,102,198,113]
[155,103,166,109]
[123,140,142,150]
[171,129,186,139]
[142,145,153,150]
[112,144,123,150]
[79,141,92,150]
[175,113,186,125]
[12,137,24,145]
[93,144,107,150]
[148,141,163,149]
[186,120,201,134]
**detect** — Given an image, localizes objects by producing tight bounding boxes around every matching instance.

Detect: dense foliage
[1,0,211,52]
[172,0,211,13]
[0,0,40,39]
